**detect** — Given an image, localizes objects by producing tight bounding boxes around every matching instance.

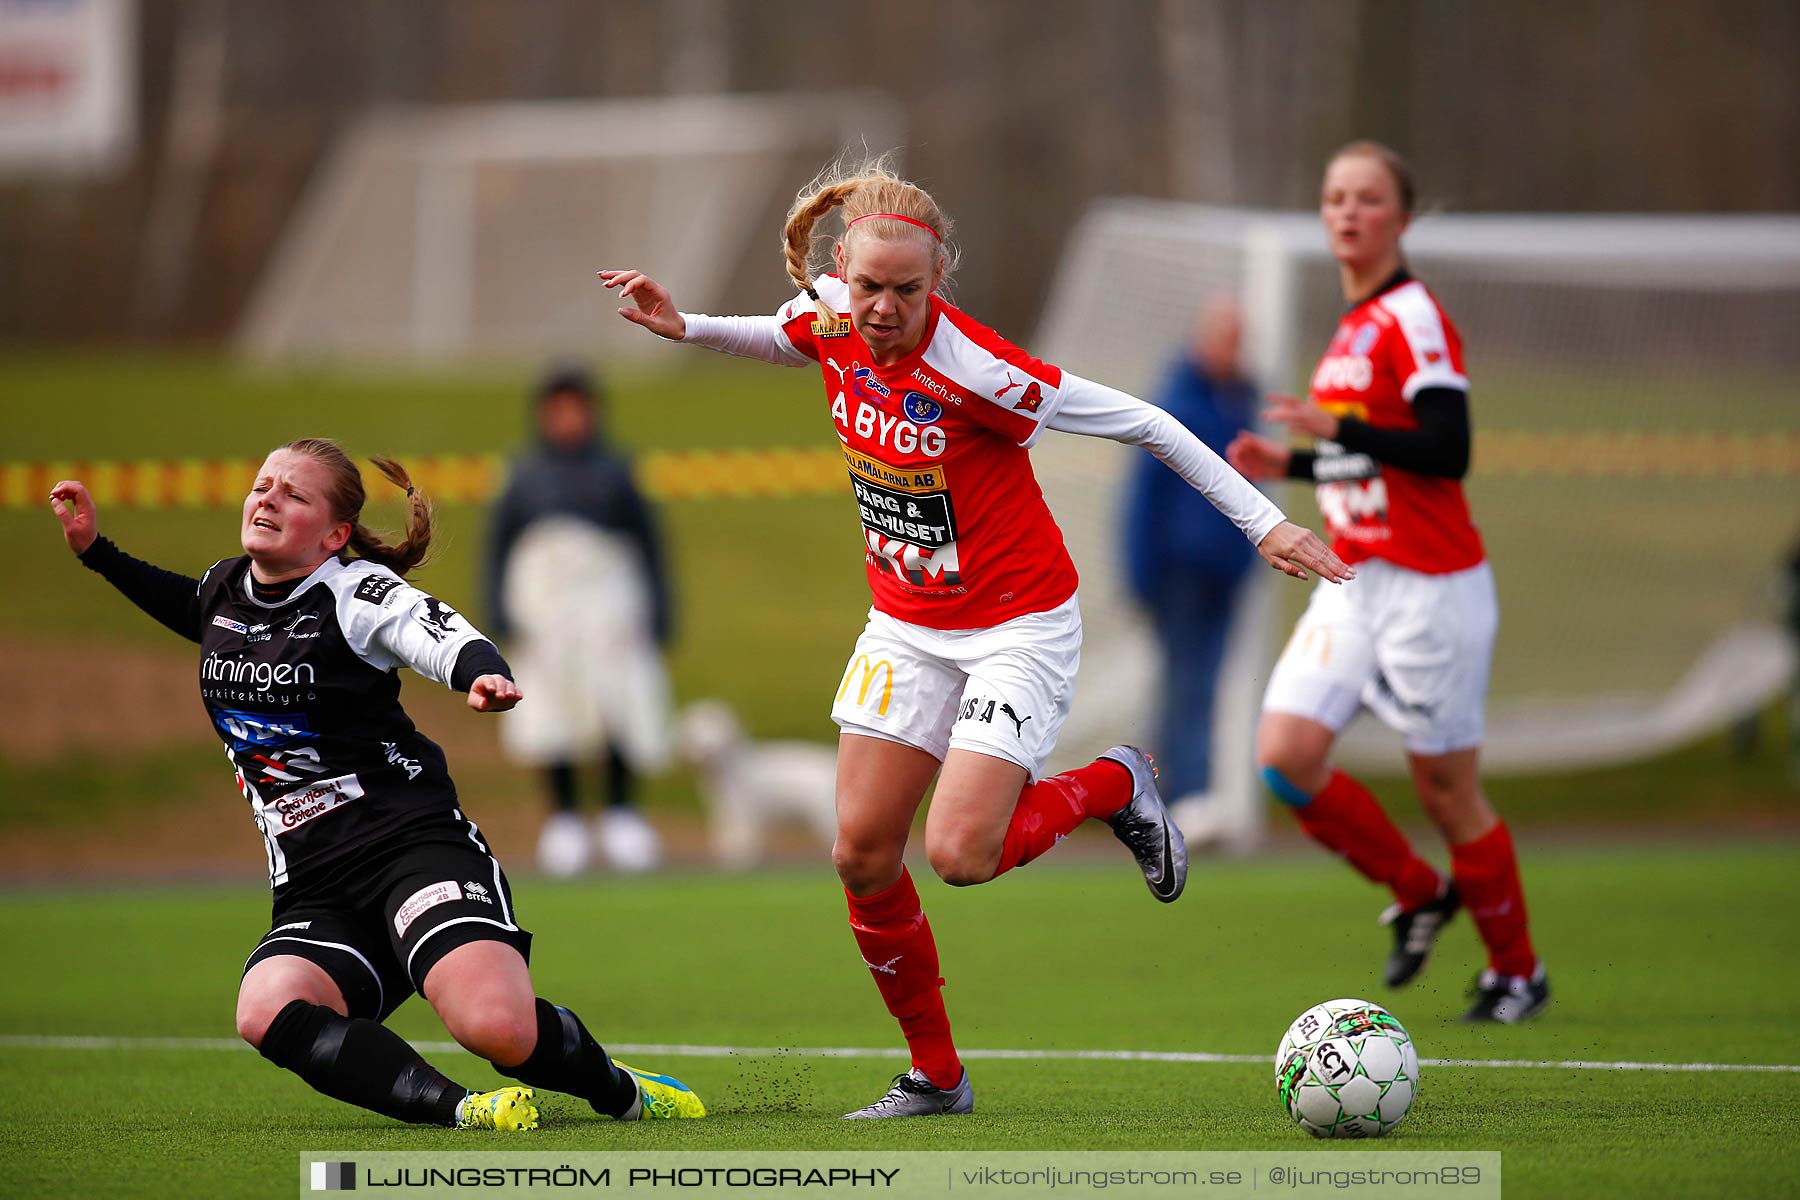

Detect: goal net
[1033,201,1800,850]
[235,92,902,365]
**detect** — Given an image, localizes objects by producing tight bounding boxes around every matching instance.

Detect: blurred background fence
[4,0,1798,346]
[2,0,1796,876]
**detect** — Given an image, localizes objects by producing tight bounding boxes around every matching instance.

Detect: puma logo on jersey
[999,703,1032,736]
[994,370,1024,400]
[862,955,903,975]
[827,356,849,383]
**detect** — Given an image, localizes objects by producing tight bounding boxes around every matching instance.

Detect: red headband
[846,212,942,242]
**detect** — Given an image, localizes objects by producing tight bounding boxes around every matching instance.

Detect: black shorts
[242,815,533,1021]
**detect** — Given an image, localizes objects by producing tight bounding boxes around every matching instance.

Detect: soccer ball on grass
[1275,997,1419,1138]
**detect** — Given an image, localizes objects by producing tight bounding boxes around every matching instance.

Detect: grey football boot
[841,1068,974,1119]
[1100,746,1188,903]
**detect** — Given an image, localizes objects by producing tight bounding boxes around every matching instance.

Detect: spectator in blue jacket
[1122,299,1261,807]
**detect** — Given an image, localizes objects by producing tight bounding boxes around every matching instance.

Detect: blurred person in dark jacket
[1122,299,1261,821]
[487,363,674,875]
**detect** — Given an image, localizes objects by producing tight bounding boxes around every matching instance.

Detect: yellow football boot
[614,1062,706,1119]
[458,1086,540,1131]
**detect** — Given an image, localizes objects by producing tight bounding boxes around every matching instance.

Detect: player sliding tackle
[50,440,704,1129]
[602,153,1352,1119]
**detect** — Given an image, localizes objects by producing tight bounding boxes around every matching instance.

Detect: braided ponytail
[781,152,958,324]
[281,438,435,576]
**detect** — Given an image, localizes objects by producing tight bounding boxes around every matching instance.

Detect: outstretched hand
[1226,431,1292,481]
[1257,520,1355,584]
[597,269,686,340]
[467,674,523,713]
[1261,393,1340,440]
[49,480,99,555]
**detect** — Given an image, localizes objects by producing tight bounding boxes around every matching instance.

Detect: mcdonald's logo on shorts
[837,655,894,716]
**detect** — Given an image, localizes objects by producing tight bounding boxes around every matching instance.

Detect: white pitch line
[2,1035,1795,1073]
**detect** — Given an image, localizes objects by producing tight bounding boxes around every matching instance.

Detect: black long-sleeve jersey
[81,540,508,889]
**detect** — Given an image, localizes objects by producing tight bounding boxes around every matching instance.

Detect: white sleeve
[1047,371,1287,546]
[335,568,487,687]
[679,312,811,367]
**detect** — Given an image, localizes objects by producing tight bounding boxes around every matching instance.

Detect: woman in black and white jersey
[50,438,704,1129]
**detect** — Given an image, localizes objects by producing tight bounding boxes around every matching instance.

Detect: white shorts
[1262,559,1496,756]
[830,594,1082,782]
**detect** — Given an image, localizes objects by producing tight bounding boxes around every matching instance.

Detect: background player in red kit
[602,156,1352,1117]
[1229,142,1549,1022]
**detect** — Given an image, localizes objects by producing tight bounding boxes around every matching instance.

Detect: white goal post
[1032,201,1800,852]
[235,92,903,365]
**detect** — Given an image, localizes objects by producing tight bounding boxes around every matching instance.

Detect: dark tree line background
[2,0,1794,345]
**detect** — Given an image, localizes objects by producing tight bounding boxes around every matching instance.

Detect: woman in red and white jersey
[1229,142,1547,1023]
[603,156,1351,1118]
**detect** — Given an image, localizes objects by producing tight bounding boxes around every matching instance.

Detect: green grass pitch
[2,354,1796,1200]
[2,844,1796,1199]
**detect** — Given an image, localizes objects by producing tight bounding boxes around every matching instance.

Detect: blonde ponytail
[781,152,957,323]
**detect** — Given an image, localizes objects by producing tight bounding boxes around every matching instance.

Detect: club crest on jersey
[413,597,460,642]
[212,615,249,635]
[1350,322,1380,355]
[852,364,891,401]
[811,316,852,338]
[901,392,943,425]
[1012,381,1045,413]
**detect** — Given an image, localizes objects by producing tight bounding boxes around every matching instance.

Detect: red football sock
[844,868,961,1089]
[1450,820,1537,978]
[1294,769,1442,911]
[993,759,1133,877]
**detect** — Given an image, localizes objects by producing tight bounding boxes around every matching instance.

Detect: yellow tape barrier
[0,448,849,511]
[2,433,1795,511]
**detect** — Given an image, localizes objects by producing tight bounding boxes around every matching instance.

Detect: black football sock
[501,997,638,1117]
[258,999,465,1126]
[546,763,580,813]
[604,745,636,809]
